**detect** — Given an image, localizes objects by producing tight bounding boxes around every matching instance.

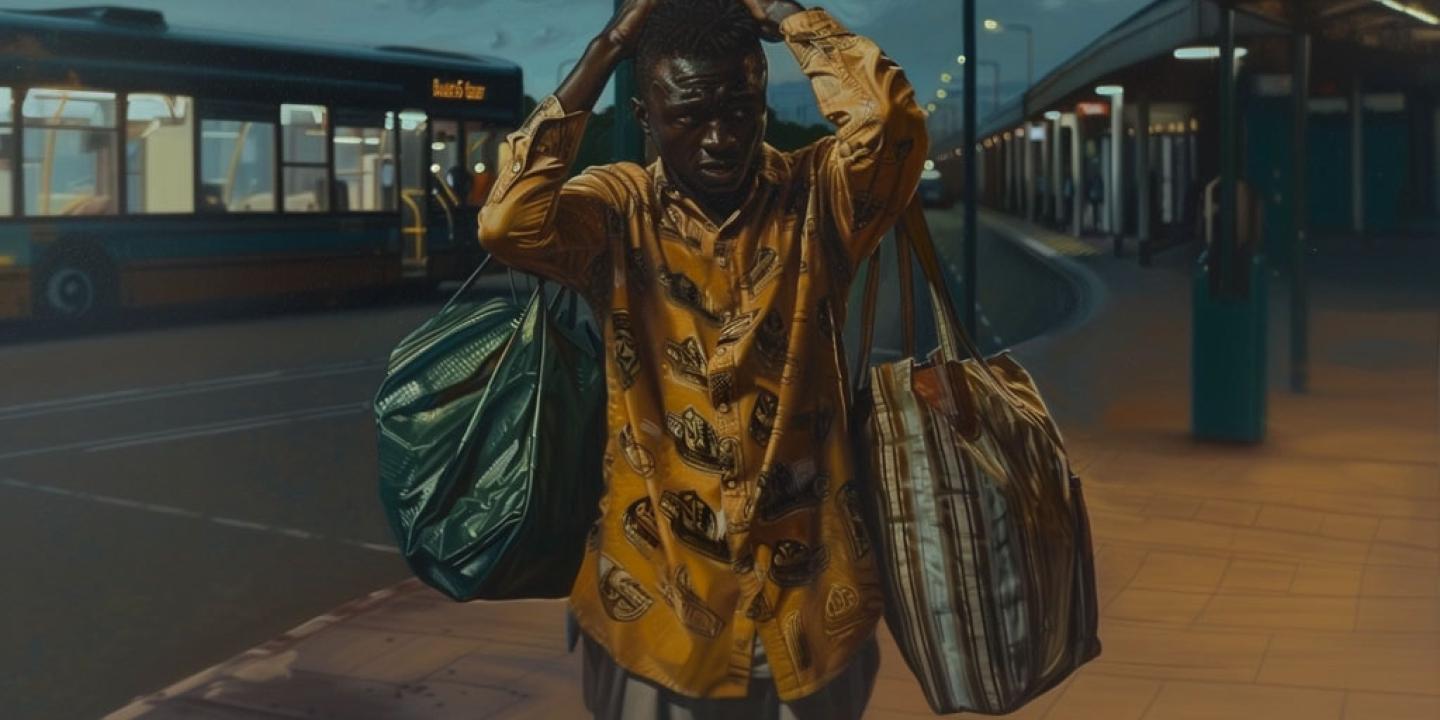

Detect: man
[478,0,927,716]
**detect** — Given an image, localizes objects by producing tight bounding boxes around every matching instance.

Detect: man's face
[636,52,768,201]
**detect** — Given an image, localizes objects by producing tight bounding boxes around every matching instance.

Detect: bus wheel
[36,247,115,324]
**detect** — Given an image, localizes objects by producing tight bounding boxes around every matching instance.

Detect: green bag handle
[443,253,584,334]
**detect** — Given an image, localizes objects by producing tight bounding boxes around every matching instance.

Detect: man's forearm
[555,35,628,113]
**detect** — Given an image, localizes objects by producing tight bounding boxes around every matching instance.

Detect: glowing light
[1373,0,1439,25]
[1044,110,1062,120]
[940,72,953,84]
[936,89,949,99]
[1096,85,1125,96]
[926,102,938,112]
[984,19,1001,31]
[431,141,447,151]
[429,163,442,174]
[924,159,937,171]
[473,162,487,174]
[1173,46,1250,60]
[957,55,967,65]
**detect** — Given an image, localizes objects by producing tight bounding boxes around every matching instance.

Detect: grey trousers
[580,631,881,720]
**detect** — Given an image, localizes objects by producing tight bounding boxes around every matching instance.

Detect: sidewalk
[110,214,1439,719]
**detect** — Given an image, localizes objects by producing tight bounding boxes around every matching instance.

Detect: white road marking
[0,478,400,555]
[0,402,369,461]
[0,359,385,422]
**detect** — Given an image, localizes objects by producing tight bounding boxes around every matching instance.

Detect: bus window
[464,121,504,207]
[281,104,329,213]
[431,120,463,207]
[126,94,194,214]
[22,89,118,217]
[200,118,276,212]
[1,88,11,216]
[334,116,395,213]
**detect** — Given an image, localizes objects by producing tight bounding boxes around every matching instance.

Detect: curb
[975,212,1111,353]
[104,580,425,719]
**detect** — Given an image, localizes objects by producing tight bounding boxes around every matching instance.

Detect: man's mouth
[697,161,740,179]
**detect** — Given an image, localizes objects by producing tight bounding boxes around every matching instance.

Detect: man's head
[634,0,769,205]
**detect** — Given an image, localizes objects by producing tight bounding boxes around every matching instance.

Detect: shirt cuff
[779,7,852,42]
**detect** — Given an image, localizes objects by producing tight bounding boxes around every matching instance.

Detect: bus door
[396,110,431,277]
[429,119,466,264]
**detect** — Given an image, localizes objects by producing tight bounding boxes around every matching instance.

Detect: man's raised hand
[737,0,804,41]
[602,0,661,58]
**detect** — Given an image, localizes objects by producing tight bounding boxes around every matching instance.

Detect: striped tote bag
[851,200,1101,715]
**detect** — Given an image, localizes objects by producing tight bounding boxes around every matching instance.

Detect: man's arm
[477,0,656,290]
[743,1,930,273]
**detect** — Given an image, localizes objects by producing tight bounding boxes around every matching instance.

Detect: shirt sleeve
[478,95,619,299]
[781,8,930,274]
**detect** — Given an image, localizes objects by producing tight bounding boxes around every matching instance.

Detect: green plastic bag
[374,260,605,601]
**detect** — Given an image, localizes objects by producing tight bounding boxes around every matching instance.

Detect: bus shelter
[936,0,1439,441]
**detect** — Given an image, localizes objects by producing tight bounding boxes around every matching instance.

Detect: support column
[1291,29,1311,393]
[1066,113,1082,237]
[1350,74,1365,237]
[1137,101,1152,265]
[1051,115,1063,225]
[1110,90,1126,255]
[962,0,978,337]
[1024,124,1035,221]
[1218,7,1238,297]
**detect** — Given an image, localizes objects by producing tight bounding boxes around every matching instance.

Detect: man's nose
[701,122,737,153]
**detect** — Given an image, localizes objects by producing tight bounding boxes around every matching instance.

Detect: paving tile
[866,674,938,716]
[179,669,520,720]
[1290,563,1365,597]
[1088,623,1269,683]
[1318,514,1380,542]
[1342,691,1440,720]
[1255,506,1328,535]
[1095,545,1148,610]
[1195,499,1261,528]
[1229,527,1371,565]
[1360,565,1440,598]
[1355,598,1440,633]
[1219,559,1297,593]
[1129,552,1229,593]
[430,642,577,687]
[1042,672,1160,720]
[1104,589,1210,625]
[1260,632,1440,695]
[1144,495,1204,520]
[1142,680,1345,720]
[1198,593,1357,631]
[1368,541,1440,570]
[1375,518,1440,551]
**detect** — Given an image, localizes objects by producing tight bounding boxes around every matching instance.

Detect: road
[0,207,1078,719]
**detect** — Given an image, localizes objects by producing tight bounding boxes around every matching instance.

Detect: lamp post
[983,19,1034,92]
[962,0,978,338]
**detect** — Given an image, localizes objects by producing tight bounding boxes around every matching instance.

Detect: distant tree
[764,109,829,152]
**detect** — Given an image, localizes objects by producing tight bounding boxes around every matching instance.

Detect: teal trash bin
[1192,252,1268,443]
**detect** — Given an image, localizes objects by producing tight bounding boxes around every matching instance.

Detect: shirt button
[717,346,729,356]
[717,257,729,269]
[718,402,731,414]
[511,161,522,172]
[724,478,738,489]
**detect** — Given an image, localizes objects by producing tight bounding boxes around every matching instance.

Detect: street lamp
[984,19,1034,91]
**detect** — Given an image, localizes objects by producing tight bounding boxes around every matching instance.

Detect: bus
[0,5,524,324]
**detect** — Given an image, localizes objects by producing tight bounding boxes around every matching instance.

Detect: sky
[12,0,1150,109]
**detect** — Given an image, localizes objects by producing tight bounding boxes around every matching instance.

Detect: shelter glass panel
[334,120,395,213]
[22,89,119,216]
[200,119,276,213]
[126,94,195,214]
[281,104,329,212]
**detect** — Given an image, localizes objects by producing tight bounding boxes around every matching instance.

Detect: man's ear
[631,96,650,136]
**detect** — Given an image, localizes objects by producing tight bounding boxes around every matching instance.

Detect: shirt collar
[651,145,786,233]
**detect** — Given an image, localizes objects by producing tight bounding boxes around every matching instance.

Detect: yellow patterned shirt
[478,8,927,702]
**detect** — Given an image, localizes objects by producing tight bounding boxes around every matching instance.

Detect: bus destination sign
[432,78,487,102]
